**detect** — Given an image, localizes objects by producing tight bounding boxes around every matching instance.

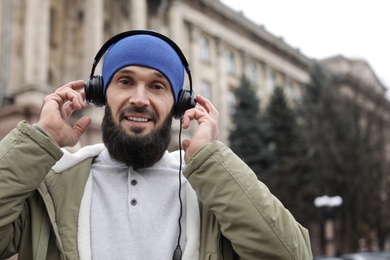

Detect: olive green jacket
[0,121,312,259]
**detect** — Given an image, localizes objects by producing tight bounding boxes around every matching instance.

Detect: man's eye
[118,79,131,85]
[151,84,164,90]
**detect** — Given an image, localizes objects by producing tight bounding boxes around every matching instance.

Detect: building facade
[0,0,314,147]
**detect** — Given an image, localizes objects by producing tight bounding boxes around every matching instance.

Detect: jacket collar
[52,143,105,173]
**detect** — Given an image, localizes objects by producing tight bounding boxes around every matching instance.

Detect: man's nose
[129,85,150,106]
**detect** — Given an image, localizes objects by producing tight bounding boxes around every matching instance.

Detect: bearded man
[0,31,313,260]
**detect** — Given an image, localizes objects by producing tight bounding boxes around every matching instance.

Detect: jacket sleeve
[0,121,63,257]
[183,141,313,260]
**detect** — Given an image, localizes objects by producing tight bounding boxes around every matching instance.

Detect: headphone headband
[89,30,191,86]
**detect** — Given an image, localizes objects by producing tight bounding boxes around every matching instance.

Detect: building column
[0,0,12,107]
[131,0,147,29]
[83,0,104,78]
[256,62,268,104]
[262,63,274,99]
[168,2,185,40]
[23,0,50,85]
[188,24,200,94]
[216,38,229,144]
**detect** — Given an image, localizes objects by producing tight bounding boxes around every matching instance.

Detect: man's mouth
[125,116,150,122]
[119,107,157,126]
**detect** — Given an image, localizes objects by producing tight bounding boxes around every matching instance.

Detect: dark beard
[101,105,172,170]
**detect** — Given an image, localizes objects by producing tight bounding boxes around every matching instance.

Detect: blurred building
[1,0,388,144]
[0,0,315,147]
[321,55,389,114]
[320,55,390,159]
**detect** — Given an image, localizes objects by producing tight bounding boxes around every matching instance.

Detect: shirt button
[131,199,137,206]
[131,179,137,186]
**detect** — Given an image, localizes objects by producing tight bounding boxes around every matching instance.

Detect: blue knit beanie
[102,34,185,104]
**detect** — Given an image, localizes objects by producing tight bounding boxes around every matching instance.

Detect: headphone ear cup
[85,75,106,107]
[172,89,196,119]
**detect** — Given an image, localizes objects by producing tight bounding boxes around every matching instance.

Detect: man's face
[105,66,175,136]
[102,66,175,169]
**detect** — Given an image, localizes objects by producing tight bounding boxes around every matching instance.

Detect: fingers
[36,80,91,147]
[181,94,219,162]
[41,81,87,119]
[195,95,219,120]
[182,108,207,129]
[182,94,219,129]
[56,80,86,92]
[54,80,86,109]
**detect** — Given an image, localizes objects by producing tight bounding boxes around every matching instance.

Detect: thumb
[182,138,191,152]
[182,138,191,163]
[73,116,91,138]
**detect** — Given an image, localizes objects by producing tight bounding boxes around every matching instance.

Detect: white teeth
[127,117,148,122]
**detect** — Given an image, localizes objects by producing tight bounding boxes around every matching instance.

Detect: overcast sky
[220,0,390,91]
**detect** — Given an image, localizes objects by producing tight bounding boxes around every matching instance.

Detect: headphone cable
[173,119,184,260]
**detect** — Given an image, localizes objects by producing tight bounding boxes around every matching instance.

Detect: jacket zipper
[218,230,223,260]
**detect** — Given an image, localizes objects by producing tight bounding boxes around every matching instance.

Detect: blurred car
[314,257,343,260]
[341,251,390,260]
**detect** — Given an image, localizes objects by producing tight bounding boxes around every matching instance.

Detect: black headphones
[84,30,196,119]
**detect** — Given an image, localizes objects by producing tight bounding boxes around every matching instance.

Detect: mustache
[119,106,158,122]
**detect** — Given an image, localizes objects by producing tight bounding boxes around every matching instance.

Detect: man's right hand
[181,95,219,163]
[37,80,91,147]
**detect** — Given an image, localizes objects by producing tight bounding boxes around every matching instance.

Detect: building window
[200,80,212,100]
[199,35,210,62]
[246,62,257,84]
[227,89,236,115]
[268,71,277,93]
[226,49,235,74]
[49,8,58,48]
[286,81,295,100]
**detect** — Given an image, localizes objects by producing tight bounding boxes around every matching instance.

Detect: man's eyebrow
[153,71,167,79]
[116,69,166,80]
[116,68,135,75]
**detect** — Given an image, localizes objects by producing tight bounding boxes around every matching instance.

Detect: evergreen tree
[264,86,315,223]
[228,75,274,179]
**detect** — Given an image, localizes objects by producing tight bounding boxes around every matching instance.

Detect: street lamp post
[314,195,343,257]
